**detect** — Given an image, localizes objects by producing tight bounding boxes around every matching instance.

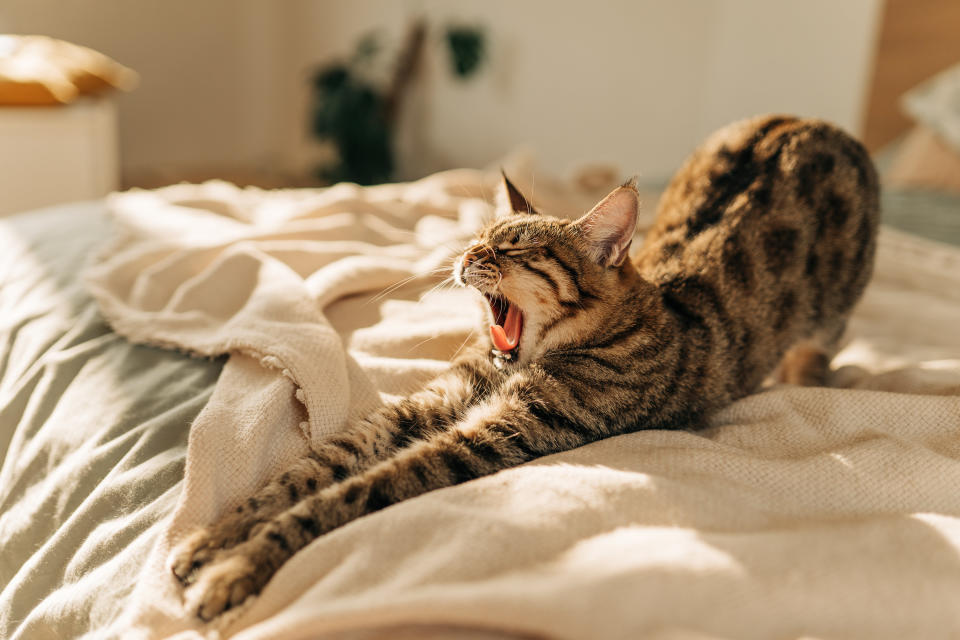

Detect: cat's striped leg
[186,380,586,619]
[170,425,379,586]
[171,354,496,585]
[776,320,847,387]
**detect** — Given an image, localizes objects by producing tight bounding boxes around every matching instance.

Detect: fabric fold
[78,169,960,640]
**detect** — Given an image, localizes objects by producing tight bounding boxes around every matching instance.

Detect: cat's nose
[461,244,495,267]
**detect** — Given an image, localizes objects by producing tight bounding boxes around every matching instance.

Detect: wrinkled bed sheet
[3,172,960,640]
[0,202,222,638]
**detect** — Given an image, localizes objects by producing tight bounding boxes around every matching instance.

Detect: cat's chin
[484,293,524,358]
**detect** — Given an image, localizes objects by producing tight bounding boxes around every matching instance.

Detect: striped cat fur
[172,115,879,620]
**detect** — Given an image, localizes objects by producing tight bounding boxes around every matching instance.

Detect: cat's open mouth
[484,293,524,355]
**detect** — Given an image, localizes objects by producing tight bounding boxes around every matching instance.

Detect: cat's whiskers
[364,267,454,306]
[405,321,477,358]
[403,270,485,356]
[419,275,458,300]
[447,326,478,361]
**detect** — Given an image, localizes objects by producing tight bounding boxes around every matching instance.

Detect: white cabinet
[0,97,119,217]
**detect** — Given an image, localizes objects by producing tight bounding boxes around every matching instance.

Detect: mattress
[2,180,960,639]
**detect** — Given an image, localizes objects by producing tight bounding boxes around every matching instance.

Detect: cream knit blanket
[84,168,960,639]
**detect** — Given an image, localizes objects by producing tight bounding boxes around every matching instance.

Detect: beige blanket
[84,168,960,640]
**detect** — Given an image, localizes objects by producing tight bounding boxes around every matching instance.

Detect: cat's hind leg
[775,321,847,387]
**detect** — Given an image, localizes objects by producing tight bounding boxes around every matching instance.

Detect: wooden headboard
[861,0,960,151]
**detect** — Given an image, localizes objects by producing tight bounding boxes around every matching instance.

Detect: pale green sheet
[0,203,222,639]
[881,188,960,246]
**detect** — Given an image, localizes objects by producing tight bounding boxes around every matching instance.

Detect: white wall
[293,0,719,181]
[303,0,882,181]
[699,1,882,139]
[0,0,292,178]
[0,0,882,184]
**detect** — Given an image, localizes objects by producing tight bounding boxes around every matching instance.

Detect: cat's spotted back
[171,115,879,620]
[636,115,879,395]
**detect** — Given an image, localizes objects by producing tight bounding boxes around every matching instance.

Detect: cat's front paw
[170,528,219,586]
[170,511,272,585]
[186,554,262,621]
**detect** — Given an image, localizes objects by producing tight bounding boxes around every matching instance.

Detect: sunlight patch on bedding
[908,513,960,558]
[559,526,744,575]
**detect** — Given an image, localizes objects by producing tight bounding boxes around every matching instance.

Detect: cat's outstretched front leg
[171,352,496,585]
[186,376,588,620]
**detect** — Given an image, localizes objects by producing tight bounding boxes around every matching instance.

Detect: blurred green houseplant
[310,21,486,185]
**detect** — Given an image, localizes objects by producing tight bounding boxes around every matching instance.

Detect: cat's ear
[497,170,539,216]
[574,179,639,267]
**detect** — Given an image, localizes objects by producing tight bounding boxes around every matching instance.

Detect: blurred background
[1,0,958,215]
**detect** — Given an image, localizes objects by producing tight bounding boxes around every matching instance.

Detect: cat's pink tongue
[490,304,523,352]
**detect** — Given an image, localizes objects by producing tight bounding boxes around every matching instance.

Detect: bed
[2,155,960,639]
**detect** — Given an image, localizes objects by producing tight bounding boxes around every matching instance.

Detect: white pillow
[902,62,960,155]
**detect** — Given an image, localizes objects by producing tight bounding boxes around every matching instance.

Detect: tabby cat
[172,115,879,620]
